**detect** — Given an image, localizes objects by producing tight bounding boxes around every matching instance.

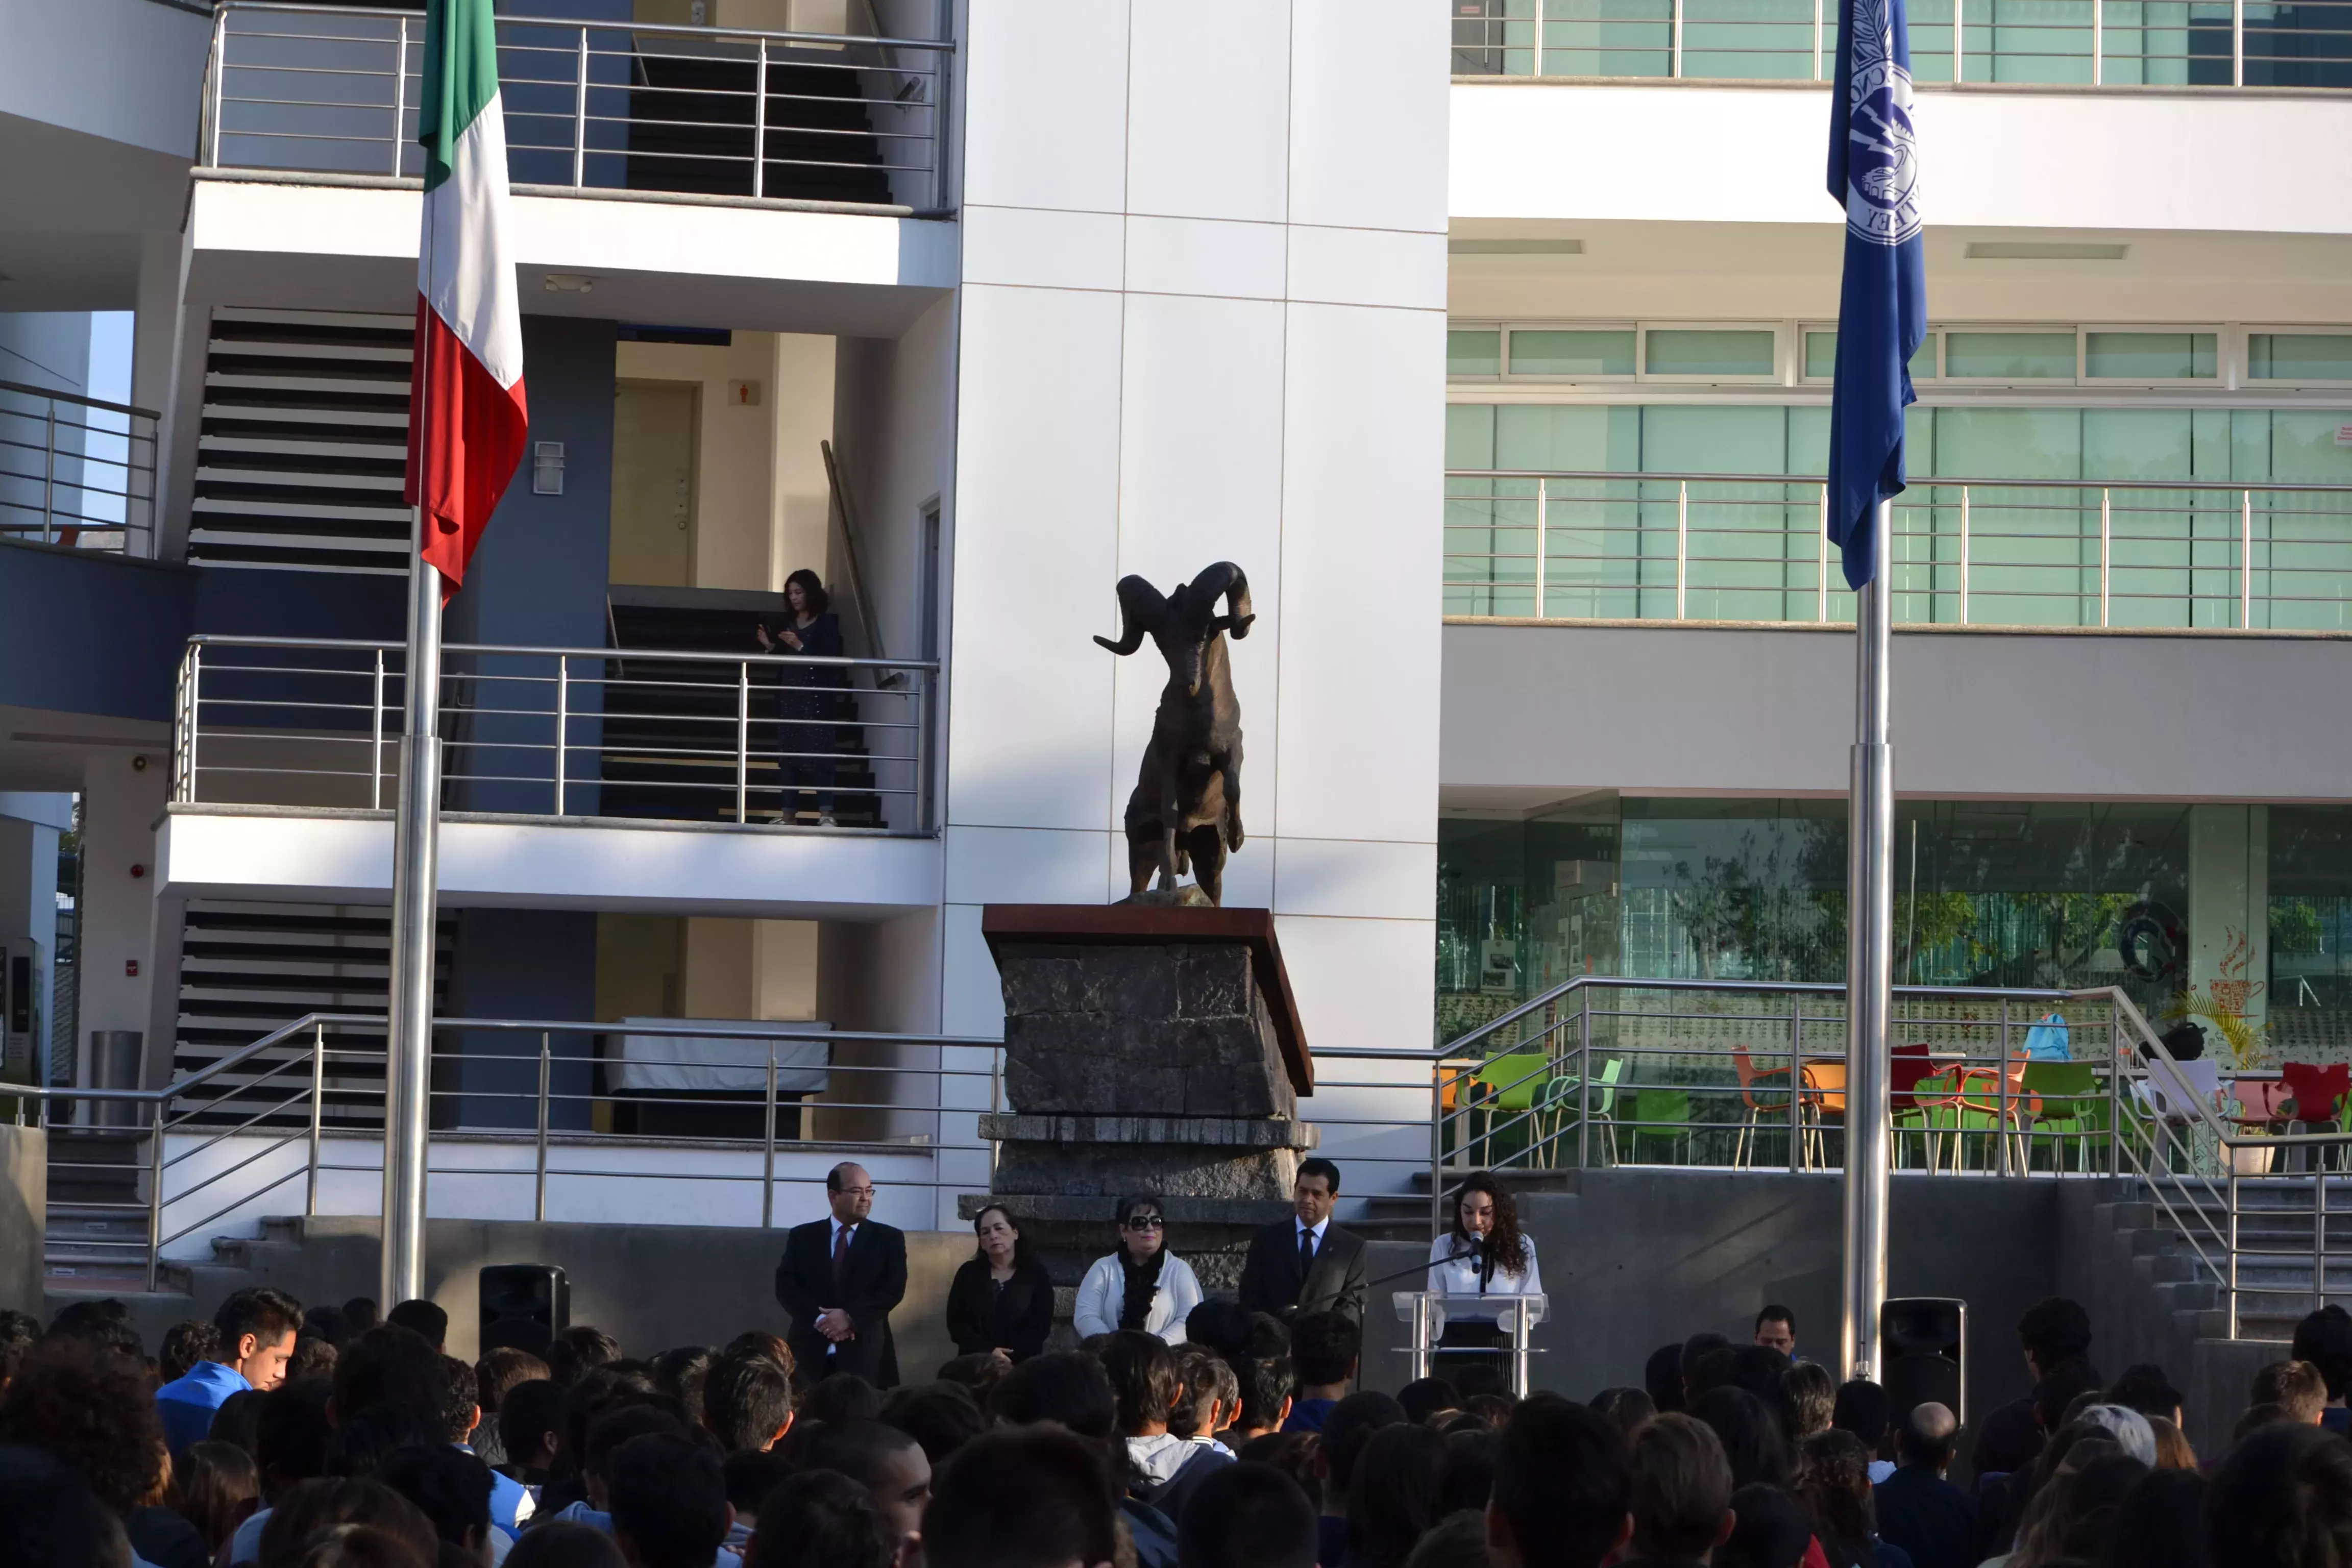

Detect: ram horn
[1093,574,1167,655]
[1190,561,1254,639]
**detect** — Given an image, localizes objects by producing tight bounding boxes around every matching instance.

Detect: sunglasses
[1122,1215,1165,1231]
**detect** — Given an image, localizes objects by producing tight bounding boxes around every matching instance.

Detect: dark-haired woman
[1072,1196,1203,1345]
[945,1204,1054,1364]
[756,568,845,826]
[1425,1173,1543,1381]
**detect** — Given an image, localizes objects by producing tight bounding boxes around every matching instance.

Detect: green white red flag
[403,0,527,599]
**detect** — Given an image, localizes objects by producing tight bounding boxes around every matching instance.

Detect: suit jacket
[774,1216,909,1387]
[1236,1218,1369,1325]
[1873,1467,1978,1568]
[944,1256,1055,1362]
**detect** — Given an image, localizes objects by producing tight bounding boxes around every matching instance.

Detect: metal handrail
[204,2,953,212]
[1452,0,2340,90]
[173,635,943,832]
[0,380,160,556]
[1446,468,2352,629]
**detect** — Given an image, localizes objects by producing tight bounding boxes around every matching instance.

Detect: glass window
[1643,329,1776,377]
[1945,331,2077,379]
[2085,332,2217,380]
[1678,0,1816,80]
[1448,329,1502,377]
[1492,404,1643,471]
[2249,334,2352,381]
[1803,330,1937,380]
[1509,329,1636,377]
[1534,0,1673,79]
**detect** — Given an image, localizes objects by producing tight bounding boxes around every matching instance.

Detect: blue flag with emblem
[1825,0,1927,592]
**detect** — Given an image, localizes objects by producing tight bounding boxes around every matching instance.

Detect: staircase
[170,900,452,1128]
[625,51,896,205]
[186,308,413,575]
[603,595,885,827]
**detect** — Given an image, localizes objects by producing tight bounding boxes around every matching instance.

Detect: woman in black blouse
[946,1203,1053,1364]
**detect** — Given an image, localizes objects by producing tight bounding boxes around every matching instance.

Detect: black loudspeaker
[479,1265,569,1357]
[1880,1296,1966,1426]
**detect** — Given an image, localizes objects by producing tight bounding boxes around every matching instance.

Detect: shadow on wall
[66,1215,975,1382]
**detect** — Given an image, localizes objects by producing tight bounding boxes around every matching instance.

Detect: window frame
[2079,324,2223,387]
[1799,324,1942,384]
[1503,323,1642,383]
[1633,320,1786,384]
[2243,327,2352,391]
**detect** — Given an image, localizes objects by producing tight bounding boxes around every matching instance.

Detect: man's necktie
[1296,1227,1315,1300]
[832,1223,851,1293]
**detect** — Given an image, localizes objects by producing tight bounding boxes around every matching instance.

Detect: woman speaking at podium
[1425,1173,1542,1378]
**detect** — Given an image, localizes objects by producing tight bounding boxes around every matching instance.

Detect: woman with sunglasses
[1072,1194,1203,1345]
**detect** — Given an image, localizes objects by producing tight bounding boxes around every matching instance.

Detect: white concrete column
[77,751,169,1066]
[2188,802,2268,1046]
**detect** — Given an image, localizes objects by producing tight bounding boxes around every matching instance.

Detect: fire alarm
[126,959,139,978]
[131,864,146,879]
[132,754,149,771]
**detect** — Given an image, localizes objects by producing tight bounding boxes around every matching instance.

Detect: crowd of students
[9,1282,2352,1568]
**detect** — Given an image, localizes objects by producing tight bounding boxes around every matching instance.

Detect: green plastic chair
[2024,1062,2106,1173]
[1535,1058,1624,1166]
[1471,1052,1552,1164]
[1629,1085,1694,1165]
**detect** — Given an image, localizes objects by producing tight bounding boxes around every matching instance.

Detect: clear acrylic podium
[1394,1290,1548,1395]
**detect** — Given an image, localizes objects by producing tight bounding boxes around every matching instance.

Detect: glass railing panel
[1679,0,1817,80]
[1535,0,1674,77]
[2243,0,2352,88]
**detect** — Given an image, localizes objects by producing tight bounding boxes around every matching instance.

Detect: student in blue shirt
[155,1288,303,1457]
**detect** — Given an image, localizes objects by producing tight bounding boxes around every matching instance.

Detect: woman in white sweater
[1425,1171,1541,1379]
[1072,1194,1202,1345]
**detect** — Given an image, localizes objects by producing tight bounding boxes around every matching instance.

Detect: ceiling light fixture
[542,274,596,292]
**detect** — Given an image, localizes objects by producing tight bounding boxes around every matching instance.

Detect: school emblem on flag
[1840,0,1921,247]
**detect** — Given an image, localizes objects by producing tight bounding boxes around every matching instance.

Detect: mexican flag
[404,0,527,598]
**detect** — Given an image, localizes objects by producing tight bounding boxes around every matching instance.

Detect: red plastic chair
[1890,1043,1951,1171]
[2283,1061,2351,1125]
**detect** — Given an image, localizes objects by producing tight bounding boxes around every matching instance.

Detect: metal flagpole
[382,528,443,1309]
[1842,496,1895,1380]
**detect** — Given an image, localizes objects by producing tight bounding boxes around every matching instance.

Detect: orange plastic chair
[1732,1047,1796,1168]
[2227,1077,2294,1131]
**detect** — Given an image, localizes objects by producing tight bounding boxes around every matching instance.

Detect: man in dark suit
[1874,1401,1977,1568]
[774,1161,909,1387]
[1236,1158,1368,1326]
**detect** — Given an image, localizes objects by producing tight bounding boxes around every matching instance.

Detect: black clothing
[1142,1444,1234,1527]
[770,610,845,815]
[1874,1466,1979,1568]
[1432,1318,1508,1382]
[1970,1395,2041,1481]
[128,1506,212,1568]
[944,1257,1054,1362]
[1235,1218,1370,1325]
[774,1215,909,1387]
[1119,1249,1170,1332]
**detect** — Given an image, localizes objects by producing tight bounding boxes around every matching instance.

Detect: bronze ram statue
[1094,562,1253,904]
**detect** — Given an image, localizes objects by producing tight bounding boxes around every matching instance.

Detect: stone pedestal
[964,905,1314,1302]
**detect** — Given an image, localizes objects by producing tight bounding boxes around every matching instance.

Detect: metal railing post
[573,26,591,187]
[2099,486,2111,627]
[2242,487,2255,628]
[535,1032,551,1222]
[205,4,229,168]
[186,644,202,801]
[1671,0,1684,76]
[751,37,768,198]
[1954,0,1966,82]
[2234,0,2246,86]
[371,648,386,810]
[1818,486,1830,622]
[2091,0,2102,84]
[1430,1061,1444,1235]
[762,1046,779,1228]
[1790,995,1805,1174]
[553,655,569,816]
[2318,1162,2330,1313]
[736,662,751,824]
[145,1092,167,1293]
[2228,1168,2242,1336]
[1578,995,1592,1170]
[1958,485,1970,624]
[306,1023,325,1217]
[41,402,56,543]
[1814,0,1824,79]
[1676,479,1689,619]
[1533,479,1547,620]
[1998,997,2013,1177]
[390,16,409,176]
[2108,1011,2122,1175]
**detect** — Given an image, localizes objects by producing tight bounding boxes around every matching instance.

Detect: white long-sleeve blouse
[1072,1251,1203,1344]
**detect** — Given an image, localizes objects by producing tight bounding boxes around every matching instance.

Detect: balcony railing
[1452,1,2352,89]
[200,2,952,212]
[173,635,940,834]
[1445,468,2352,630]
[0,380,159,557]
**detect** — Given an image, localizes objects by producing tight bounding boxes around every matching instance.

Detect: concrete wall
[82,1215,974,1385]
[0,543,192,723]
[0,1125,42,1315]
[942,0,1451,1079]
[1359,1170,2061,1469]
[1441,622,2352,803]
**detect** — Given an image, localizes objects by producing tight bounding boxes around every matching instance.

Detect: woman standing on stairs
[757,568,844,826]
